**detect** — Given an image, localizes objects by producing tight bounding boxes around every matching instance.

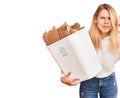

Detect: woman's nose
[104,18,109,24]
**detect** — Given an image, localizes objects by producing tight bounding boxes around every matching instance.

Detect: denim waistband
[81,72,115,83]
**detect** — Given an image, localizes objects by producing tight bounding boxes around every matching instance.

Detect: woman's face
[95,9,112,37]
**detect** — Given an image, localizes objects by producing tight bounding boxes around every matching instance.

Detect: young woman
[61,3,120,98]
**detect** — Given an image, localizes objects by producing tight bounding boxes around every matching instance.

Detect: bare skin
[95,9,112,39]
[61,72,80,86]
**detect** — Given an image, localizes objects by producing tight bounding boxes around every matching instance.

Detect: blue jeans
[79,72,118,98]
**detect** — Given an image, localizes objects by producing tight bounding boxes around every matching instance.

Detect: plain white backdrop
[0,0,120,98]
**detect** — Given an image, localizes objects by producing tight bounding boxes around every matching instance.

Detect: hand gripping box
[47,28,102,81]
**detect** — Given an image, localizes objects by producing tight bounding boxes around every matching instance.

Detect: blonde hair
[89,3,119,54]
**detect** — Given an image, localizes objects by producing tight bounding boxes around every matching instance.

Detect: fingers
[72,78,80,81]
[60,72,80,86]
[69,78,80,86]
[70,78,80,84]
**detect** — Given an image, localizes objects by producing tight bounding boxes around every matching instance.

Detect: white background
[0,0,120,98]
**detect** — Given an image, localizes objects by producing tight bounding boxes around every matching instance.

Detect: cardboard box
[47,28,102,81]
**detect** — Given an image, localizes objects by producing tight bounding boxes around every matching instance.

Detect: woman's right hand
[60,72,80,86]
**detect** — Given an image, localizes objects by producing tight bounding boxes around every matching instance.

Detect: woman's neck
[100,31,109,40]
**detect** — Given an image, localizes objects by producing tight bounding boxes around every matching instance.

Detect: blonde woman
[61,4,119,98]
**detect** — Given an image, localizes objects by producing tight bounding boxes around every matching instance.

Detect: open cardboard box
[47,28,102,81]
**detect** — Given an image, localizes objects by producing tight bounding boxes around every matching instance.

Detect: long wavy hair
[89,3,119,54]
